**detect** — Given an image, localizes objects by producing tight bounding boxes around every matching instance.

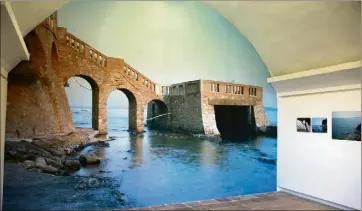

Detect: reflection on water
[74,129,277,207]
[71,108,277,208]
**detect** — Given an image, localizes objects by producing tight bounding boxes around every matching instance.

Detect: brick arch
[106,87,140,131]
[64,75,100,130]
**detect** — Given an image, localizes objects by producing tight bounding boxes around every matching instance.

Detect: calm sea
[69,106,278,208]
[332,117,360,140]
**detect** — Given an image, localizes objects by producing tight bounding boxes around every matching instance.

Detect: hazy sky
[65,77,128,108]
[59,1,277,108]
[332,111,361,119]
[312,118,326,126]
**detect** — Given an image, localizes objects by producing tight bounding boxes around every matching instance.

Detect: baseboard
[277,186,358,210]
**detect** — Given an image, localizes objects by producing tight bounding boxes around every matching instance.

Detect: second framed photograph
[312,118,327,133]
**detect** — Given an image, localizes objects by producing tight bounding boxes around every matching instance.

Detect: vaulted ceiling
[3,1,361,77]
[204,1,361,76]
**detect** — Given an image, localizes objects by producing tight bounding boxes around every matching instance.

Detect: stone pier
[147,80,269,137]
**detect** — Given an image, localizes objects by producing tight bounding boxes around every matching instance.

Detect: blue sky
[59,1,277,109]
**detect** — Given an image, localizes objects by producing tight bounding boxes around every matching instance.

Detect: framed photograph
[312,118,327,133]
[332,111,361,141]
[296,118,311,132]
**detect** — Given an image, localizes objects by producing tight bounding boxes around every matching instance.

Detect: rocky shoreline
[4,131,115,176]
[3,163,129,211]
[4,130,132,210]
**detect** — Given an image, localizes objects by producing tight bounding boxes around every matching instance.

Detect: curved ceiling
[204,1,361,76]
[4,1,361,77]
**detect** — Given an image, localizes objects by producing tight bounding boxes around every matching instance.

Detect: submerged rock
[74,176,116,190]
[254,156,276,165]
[108,136,117,141]
[79,154,101,166]
[95,141,110,147]
[111,190,125,202]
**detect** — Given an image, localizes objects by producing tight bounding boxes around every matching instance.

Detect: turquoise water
[71,107,277,207]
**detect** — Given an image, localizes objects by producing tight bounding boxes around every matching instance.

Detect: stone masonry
[6,13,162,138]
[148,80,269,135]
[6,12,268,139]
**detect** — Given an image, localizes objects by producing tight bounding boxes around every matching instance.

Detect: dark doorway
[145,100,169,129]
[214,105,257,141]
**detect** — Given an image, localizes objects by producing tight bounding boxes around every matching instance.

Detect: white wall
[277,87,361,210]
[0,67,8,210]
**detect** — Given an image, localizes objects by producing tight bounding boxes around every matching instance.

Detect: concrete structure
[1,1,360,210]
[148,80,268,138]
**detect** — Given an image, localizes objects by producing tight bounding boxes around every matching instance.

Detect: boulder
[22,160,35,169]
[64,159,81,171]
[79,154,101,166]
[88,177,100,188]
[5,141,53,162]
[35,157,47,169]
[49,148,65,156]
[20,139,32,143]
[45,158,64,169]
[42,165,58,174]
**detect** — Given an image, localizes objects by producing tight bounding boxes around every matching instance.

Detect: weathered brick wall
[6,22,162,138]
[163,95,204,134]
[6,28,74,138]
[148,79,269,136]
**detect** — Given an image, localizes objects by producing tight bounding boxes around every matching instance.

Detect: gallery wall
[277,87,361,210]
[57,1,276,109]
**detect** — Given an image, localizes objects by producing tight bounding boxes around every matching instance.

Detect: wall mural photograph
[2,1,279,211]
[312,118,327,133]
[332,111,361,141]
[296,118,311,132]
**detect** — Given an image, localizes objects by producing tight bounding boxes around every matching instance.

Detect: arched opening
[145,99,169,130]
[64,75,99,129]
[107,88,137,132]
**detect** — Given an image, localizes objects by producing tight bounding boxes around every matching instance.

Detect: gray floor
[120,192,339,210]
